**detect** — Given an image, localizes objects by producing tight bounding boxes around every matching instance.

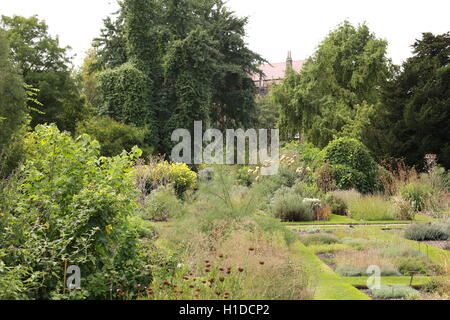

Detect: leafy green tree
[97,62,150,127]
[0,124,152,299]
[0,29,26,150]
[273,21,392,146]
[93,0,263,155]
[0,29,28,177]
[255,94,280,129]
[371,32,450,168]
[1,15,86,133]
[78,48,102,111]
[161,28,219,151]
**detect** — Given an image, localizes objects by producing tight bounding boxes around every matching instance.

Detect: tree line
[270,22,449,169]
[1,2,448,176]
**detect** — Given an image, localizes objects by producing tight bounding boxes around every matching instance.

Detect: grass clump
[308,243,351,254]
[347,195,396,221]
[370,285,420,299]
[141,186,183,222]
[271,188,315,222]
[392,196,416,220]
[422,277,450,298]
[404,221,450,241]
[336,265,400,277]
[380,245,423,258]
[397,257,441,276]
[302,233,341,246]
[400,180,433,212]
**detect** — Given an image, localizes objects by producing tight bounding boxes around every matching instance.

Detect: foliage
[336,265,400,277]
[141,186,183,222]
[392,196,416,220]
[255,95,280,129]
[158,167,313,300]
[78,48,102,111]
[97,62,150,126]
[323,137,379,193]
[0,29,27,151]
[143,160,198,197]
[93,0,264,155]
[315,162,336,193]
[1,15,87,133]
[397,257,437,276]
[404,222,450,241]
[302,234,341,246]
[347,195,396,221]
[0,124,152,299]
[272,21,391,146]
[325,194,348,216]
[370,32,450,169]
[370,285,420,299]
[423,277,450,297]
[0,29,28,177]
[400,180,433,212]
[270,188,315,222]
[76,116,150,157]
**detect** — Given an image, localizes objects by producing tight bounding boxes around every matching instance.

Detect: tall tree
[0,29,27,176]
[272,21,392,147]
[1,15,86,133]
[93,0,263,155]
[0,29,26,150]
[372,32,450,168]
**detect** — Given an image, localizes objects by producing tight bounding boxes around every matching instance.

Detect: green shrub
[400,181,433,212]
[76,116,151,157]
[271,188,315,222]
[145,161,197,197]
[422,277,450,295]
[302,233,341,246]
[325,193,348,216]
[370,285,420,299]
[141,186,183,222]
[398,257,437,276]
[277,166,298,188]
[404,222,450,241]
[292,181,321,198]
[347,195,396,221]
[330,164,366,191]
[0,125,153,299]
[323,137,378,193]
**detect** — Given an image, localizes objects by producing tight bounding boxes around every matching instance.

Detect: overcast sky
[1,0,449,67]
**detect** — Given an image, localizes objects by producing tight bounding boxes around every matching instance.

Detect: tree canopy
[272,21,392,147]
[0,29,26,150]
[93,0,264,155]
[1,15,86,133]
[371,32,450,168]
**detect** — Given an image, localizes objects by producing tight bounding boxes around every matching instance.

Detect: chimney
[286,51,293,71]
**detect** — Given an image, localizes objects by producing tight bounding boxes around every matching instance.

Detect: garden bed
[296,226,450,300]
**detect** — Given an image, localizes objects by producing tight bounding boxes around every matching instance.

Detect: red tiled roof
[252,60,306,82]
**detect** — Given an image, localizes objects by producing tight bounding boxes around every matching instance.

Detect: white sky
[1,0,449,66]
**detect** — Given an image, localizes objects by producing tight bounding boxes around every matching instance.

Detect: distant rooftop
[252,59,306,82]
